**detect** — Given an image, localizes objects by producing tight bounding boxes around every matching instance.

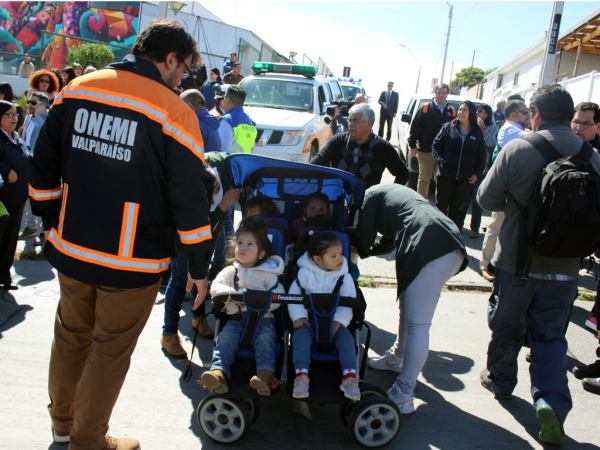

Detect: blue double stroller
[196,154,401,447]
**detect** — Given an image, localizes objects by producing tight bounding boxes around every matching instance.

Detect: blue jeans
[212,205,234,267]
[456,176,483,232]
[292,322,356,372]
[210,317,277,377]
[162,250,205,336]
[487,269,577,422]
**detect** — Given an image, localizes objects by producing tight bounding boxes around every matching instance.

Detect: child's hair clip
[308,230,315,236]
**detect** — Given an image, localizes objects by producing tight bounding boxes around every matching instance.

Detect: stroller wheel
[348,397,401,448]
[242,397,262,424]
[339,383,388,428]
[197,394,251,443]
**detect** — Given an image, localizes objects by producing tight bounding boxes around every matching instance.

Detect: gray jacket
[477,119,600,277]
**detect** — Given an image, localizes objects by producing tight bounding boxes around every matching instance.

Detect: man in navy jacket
[181,89,222,153]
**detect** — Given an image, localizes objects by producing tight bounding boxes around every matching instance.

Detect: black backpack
[512,133,600,286]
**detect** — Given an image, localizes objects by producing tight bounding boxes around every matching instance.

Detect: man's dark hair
[32,91,50,105]
[225,85,246,107]
[507,94,524,102]
[479,103,493,127]
[180,89,205,109]
[132,19,200,66]
[0,82,14,101]
[434,82,449,93]
[452,100,478,129]
[529,84,574,122]
[505,100,525,120]
[575,102,600,124]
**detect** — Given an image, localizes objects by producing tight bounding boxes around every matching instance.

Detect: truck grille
[269,130,283,145]
[255,129,264,143]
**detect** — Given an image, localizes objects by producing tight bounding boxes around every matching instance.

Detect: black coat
[378,90,399,116]
[0,130,28,209]
[432,122,486,181]
[407,100,455,153]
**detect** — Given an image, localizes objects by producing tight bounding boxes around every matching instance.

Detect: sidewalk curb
[366,277,494,292]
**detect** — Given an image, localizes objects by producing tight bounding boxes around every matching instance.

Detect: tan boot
[101,435,140,450]
[160,334,187,358]
[192,317,215,339]
[249,369,280,397]
[200,369,228,393]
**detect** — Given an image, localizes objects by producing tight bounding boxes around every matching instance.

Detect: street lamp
[169,1,187,16]
[399,43,421,93]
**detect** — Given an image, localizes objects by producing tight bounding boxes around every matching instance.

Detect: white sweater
[210,256,285,318]
[288,252,355,327]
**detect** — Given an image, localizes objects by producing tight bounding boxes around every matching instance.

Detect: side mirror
[401,114,412,124]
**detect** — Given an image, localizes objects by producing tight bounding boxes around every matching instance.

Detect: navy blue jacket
[590,134,600,152]
[432,122,486,181]
[223,60,234,76]
[196,109,221,153]
[0,131,28,209]
[201,80,223,111]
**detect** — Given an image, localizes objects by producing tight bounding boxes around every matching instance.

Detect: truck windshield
[341,85,361,99]
[240,78,314,112]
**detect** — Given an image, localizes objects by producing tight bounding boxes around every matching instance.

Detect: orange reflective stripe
[178,225,212,245]
[449,105,456,117]
[48,229,169,273]
[29,184,63,201]
[62,86,205,162]
[118,202,139,258]
[58,183,69,238]
[423,102,429,114]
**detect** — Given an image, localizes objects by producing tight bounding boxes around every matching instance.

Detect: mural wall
[0,1,140,70]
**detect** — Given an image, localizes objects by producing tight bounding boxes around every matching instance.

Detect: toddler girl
[290,192,330,240]
[201,218,285,396]
[288,230,360,400]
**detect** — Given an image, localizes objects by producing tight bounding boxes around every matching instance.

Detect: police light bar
[252,62,317,78]
[337,77,362,83]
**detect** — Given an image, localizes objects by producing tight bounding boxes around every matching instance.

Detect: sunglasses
[38,78,50,83]
[27,100,42,105]
[476,109,485,113]
[517,108,531,115]
[3,112,17,119]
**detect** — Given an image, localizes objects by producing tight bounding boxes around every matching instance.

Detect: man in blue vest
[218,85,257,154]
[180,89,221,153]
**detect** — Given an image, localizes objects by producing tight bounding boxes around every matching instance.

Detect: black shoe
[573,360,600,380]
[18,227,38,240]
[33,234,46,246]
[582,377,600,395]
[525,352,531,363]
[1,283,18,290]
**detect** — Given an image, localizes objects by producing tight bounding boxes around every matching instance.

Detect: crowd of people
[0,17,599,450]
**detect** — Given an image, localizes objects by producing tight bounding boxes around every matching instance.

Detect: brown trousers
[48,272,160,450]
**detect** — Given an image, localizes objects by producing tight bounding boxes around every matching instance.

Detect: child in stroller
[201,218,285,396]
[288,229,361,401]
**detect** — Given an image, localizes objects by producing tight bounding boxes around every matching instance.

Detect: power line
[452,2,479,28]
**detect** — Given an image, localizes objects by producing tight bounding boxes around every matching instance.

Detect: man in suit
[378,81,399,141]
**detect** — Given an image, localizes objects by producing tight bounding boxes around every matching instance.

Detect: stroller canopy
[226,154,365,225]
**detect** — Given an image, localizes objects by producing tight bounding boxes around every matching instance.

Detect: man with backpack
[477,85,600,447]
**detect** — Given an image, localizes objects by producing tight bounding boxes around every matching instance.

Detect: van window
[323,83,333,102]
[318,86,326,114]
[330,81,343,101]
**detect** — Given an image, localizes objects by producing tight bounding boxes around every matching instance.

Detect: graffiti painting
[0,2,140,70]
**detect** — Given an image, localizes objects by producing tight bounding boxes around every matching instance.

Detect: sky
[186,1,600,107]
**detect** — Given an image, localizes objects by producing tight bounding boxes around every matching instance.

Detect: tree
[451,67,486,88]
[67,43,114,71]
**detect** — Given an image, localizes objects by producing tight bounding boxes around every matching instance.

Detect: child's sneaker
[293,374,310,398]
[387,382,415,414]
[200,369,228,394]
[367,350,403,373]
[340,377,361,401]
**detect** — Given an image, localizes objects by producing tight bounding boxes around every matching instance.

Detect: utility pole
[468,50,476,88]
[538,1,564,86]
[157,1,169,19]
[440,2,453,84]
[449,61,454,91]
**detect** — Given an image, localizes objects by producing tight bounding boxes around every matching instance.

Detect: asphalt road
[1,260,598,449]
